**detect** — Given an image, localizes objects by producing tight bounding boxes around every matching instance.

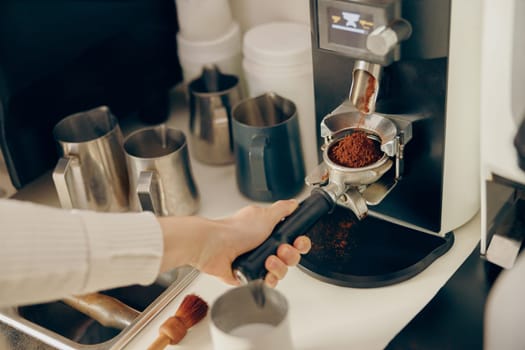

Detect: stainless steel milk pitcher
[188,65,242,165]
[231,92,306,202]
[52,106,129,212]
[124,125,200,216]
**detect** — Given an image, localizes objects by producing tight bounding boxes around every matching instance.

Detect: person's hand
[202,199,311,287]
[157,200,311,288]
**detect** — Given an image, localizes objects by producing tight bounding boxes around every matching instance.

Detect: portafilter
[232,110,413,283]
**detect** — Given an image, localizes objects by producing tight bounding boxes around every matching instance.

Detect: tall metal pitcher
[52,106,129,212]
[188,65,242,165]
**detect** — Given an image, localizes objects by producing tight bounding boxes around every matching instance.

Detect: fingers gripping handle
[232,190,335,283]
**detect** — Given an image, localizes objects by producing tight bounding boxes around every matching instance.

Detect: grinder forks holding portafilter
[231,103,413,288]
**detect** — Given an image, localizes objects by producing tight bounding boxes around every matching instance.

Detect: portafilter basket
[322,129,393,187]
[321,112,398,186]
[303,113,397,221]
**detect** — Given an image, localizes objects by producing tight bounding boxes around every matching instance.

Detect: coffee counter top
[7,150,484,350]
[5,87,486,349]
[124,218,481,350]
[121,89,483,349]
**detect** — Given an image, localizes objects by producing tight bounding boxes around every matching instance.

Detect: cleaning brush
[148,294,209,350]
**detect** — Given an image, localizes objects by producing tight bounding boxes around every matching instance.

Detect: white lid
[243,22,312,67]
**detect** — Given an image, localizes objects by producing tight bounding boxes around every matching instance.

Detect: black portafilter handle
[232,189,335,283]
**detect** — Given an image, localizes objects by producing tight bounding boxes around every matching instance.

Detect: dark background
[0,0,183,188]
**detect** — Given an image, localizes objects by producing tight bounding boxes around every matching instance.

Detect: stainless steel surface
[211,282,287,330]
[52,106,129,212]
[366,19,412,56]
[232,92,296,127]
[61,294,140,330]
[320,110,402,157]
[210,282,292,349]
[52,157,83,209]
[349,60,382,114]
[0,266,199,350]
[247,280,266,308]
[361,171,398,205]
[306,106,413,219]
[321,106,415,181]
[337,186,369,219]
[124,125,200,216]
[188,65,241,165]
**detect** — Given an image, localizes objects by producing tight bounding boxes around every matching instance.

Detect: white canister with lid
[242,21,318,174]
[175,0,233,42]
[177,21,243,85]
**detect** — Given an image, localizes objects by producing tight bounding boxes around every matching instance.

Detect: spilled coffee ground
[301,205,454,286]
[306,206,357,262]
[328,131,383,168]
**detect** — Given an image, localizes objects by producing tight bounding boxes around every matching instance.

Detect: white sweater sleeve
[0,199,163,307]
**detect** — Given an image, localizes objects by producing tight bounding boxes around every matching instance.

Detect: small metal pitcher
[188,65,242,165]
[52,106,129,212]
[123,125,200,216]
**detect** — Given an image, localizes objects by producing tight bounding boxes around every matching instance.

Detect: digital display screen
[327,6,374,49]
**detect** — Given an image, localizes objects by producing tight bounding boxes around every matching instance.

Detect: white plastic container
[176,21,243,85]
[242,21,318,173]
[175,0,233,42]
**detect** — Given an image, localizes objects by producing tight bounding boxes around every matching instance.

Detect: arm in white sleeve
[0,199,163,307]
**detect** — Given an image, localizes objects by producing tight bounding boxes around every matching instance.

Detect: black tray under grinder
[299,206,454,288]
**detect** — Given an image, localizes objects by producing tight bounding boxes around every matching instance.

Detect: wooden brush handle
[62,292,140,330]
[148,316,188,349]
[148,335,171,350]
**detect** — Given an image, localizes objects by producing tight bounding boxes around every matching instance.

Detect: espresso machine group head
[308,0,481,236]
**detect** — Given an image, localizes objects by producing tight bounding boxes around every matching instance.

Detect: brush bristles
[148,295,209,350]
[174,294,209,328]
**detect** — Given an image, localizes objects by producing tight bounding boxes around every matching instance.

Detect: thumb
[268,199,299,225]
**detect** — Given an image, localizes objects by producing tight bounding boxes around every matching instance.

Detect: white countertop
[120,88,482,350]
[125,215,479,350]
[11,87,482,350]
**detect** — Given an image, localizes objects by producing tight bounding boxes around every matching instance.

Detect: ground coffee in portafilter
[328,131,383,168]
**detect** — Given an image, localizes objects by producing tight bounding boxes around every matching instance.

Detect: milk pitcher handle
[249,135,269,191]
[52,156,85,209]
[136,170,162,215]
[213,106,230,134]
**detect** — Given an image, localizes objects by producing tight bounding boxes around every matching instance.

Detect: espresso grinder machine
[288,0,481,287]
[232,0,480,288]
